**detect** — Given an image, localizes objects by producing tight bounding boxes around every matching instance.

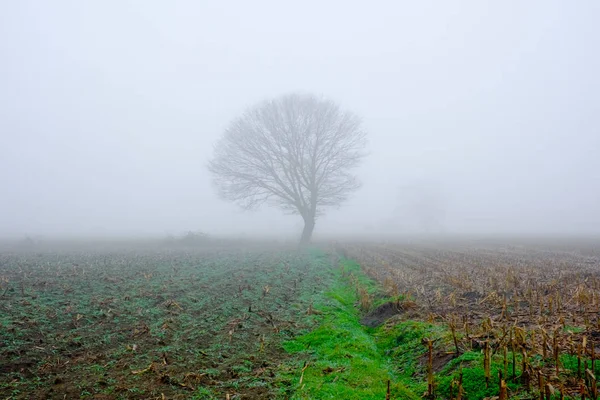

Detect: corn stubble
[345,242,600,398]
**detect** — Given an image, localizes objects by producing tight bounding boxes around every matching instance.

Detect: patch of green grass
[560,352,600,380]
[563,325,585,334]
[190,386,217,399]
[280,258,419,400]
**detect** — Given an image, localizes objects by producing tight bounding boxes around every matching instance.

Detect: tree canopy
[208,93,367,243]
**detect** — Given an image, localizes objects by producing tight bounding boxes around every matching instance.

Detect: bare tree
[208,93,367,244]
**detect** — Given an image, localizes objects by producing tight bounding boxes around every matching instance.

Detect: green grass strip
[280,256,419,400]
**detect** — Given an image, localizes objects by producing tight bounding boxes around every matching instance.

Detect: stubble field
[342,238,600,398]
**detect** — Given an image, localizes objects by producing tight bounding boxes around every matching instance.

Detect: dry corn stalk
[385,380,391,400]
[499,379,508,400]
[484,340,491,388]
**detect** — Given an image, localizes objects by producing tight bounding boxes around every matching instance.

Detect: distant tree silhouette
[208,93,367,243]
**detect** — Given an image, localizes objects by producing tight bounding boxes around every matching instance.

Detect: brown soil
[0,359,35,377]
[418,350,458,373]
[360,301,404,328]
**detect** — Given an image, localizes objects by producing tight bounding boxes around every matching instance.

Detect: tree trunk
[300,215,315,245]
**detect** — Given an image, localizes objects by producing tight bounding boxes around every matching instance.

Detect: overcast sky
[1,1,599,238]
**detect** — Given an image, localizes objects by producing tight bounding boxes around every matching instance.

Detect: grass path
[279,254,419,399]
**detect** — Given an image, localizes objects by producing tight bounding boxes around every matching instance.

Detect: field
[342,237,600,398]
[1,238,600,399]
[0,244,343,399]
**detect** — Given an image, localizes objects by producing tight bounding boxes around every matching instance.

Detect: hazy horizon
[1,1,599,239]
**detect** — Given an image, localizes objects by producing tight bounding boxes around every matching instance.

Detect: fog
[1,1,599,240]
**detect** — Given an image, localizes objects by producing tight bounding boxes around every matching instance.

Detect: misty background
[1,1,598,239]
